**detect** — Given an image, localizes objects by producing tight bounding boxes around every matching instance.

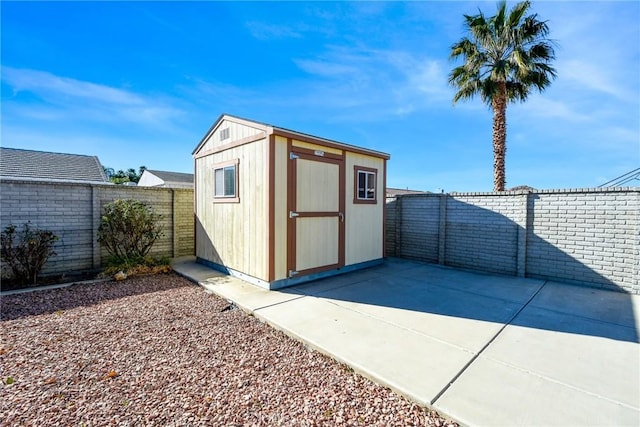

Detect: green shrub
[97,199,164,267]
[1,222,59,285]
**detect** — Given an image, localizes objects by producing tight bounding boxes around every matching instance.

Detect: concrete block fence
[0,179,194,277]
[386,188,640,294]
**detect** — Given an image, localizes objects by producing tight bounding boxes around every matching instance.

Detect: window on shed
[354,166,377,204]
[213,159,239,203]
[220,127,230,141]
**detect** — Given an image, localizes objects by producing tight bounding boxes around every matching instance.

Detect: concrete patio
[173,257,640,426]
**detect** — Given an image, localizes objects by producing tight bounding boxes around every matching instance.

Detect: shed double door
[287,148,345,278]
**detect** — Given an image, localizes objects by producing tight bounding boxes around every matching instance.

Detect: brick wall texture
[1,179,194,277]
[385,188,640,294]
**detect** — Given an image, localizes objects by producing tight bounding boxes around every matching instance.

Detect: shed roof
[193,114,390,160]
[0,147,109,183]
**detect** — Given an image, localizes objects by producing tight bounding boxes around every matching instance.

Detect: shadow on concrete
[280,259,638,344]
[292,196,638,344]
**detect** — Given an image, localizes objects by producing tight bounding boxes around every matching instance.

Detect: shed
[193,114,390,289]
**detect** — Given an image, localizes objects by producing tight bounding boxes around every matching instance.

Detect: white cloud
[287,46,452,120]
[515,95,589,122]
[3,67,142,105]
[1,67,183,127]
[558,59,629,101]
[293,59,360,78]
[244,21,302,40]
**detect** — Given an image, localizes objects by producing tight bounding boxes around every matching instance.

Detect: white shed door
[288,149,344,277]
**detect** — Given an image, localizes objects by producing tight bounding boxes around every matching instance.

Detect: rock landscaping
[0,273,456,426]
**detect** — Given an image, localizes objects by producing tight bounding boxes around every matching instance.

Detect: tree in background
[449,0,556,191]
[103,166,147,184]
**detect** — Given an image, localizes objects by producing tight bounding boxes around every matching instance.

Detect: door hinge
[289,270,299,278]
[290,152,299,160]
[289,211,299,218]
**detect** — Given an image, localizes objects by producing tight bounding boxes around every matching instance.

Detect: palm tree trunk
[492,82,508,191]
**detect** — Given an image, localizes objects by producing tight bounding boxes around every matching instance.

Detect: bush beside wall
[0,179,194,277]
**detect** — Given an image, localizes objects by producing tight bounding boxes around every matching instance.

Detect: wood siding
[345,153,385,265]
[296,217,339,271]
[273,136,288,280]
[292,140,342,155]
[295,159,340,212]
[195,137,268,280]
[198,119,265,154]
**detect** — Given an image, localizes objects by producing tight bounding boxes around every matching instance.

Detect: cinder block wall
[525,190,639,293]
[384,197,398,257]
[0,179,195,277]
[1,180,95,274]
[399,196,440,263]
[385,188,639,294]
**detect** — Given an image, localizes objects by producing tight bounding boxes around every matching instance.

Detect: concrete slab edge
[250,308,435,408]
[183,274,450,418]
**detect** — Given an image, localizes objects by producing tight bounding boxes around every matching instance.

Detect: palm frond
[448,0,556,190]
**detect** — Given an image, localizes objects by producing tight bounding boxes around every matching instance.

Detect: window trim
[213,159,240,203]
[353,165,378,204]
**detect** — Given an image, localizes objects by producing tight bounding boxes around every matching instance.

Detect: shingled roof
[0,147,109,183]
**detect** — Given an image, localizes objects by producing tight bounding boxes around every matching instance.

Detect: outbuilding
[193,114,390,289]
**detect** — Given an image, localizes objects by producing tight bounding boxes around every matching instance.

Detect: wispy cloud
[515,95,589,122]
[288,46,452,119]
[244,21,302,40]
[1,67,183,127]
[4,67,142,105]
[558,59,630,102]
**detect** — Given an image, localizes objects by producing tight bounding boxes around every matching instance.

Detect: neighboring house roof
[386,187,428,197]
[138,169,194,189]
[0,147,109,183]
[193,113,390,160]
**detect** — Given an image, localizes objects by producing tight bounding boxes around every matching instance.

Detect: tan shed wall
[195,137,268,280]
[345,152,385,265]
[199,119,265,153]
[273,136,289,280]
[292,140,343,155]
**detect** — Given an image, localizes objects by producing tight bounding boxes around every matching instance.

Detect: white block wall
[0,179,195,278]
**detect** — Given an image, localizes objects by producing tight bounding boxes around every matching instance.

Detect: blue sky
[2,1,638,192]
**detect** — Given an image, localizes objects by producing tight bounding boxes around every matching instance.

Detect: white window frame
[354,166,377,204]
[213,159,239,203]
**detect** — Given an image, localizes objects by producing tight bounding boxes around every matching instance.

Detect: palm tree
[449,0,556,191]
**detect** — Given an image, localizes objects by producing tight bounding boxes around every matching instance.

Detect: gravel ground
[1,274,457,426]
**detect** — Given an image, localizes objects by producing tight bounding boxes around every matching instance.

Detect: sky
[1,1,639,192]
